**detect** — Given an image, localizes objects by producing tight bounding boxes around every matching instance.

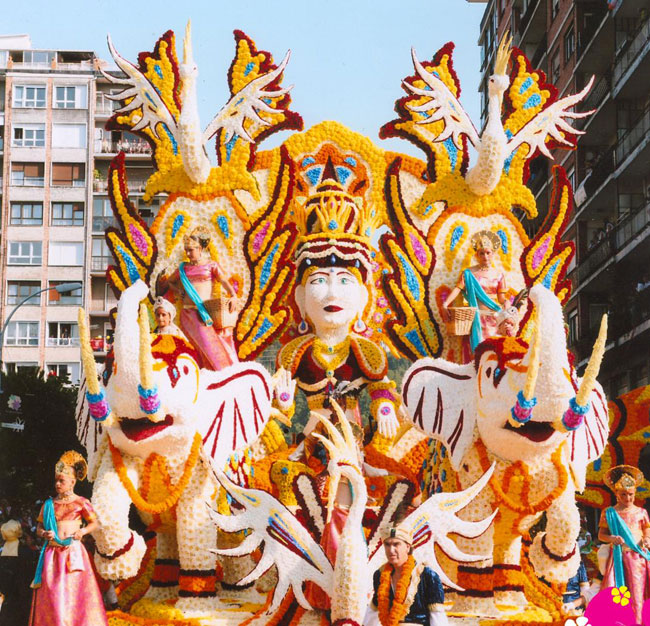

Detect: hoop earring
[298,319,309,334]
[353,318,367,333]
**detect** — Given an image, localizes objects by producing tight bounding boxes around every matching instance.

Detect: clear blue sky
[3,0,486,156]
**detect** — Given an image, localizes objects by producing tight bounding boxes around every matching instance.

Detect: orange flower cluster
[377,555,417,626]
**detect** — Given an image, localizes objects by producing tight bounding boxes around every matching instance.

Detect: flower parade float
[73,21,613,626]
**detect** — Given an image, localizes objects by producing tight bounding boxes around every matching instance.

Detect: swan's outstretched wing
[102,35,179,140]
[404,48,480,149]
[506,76,594,159]
[207,468,333,612]
[368,464,497,590]
[202,51,292,144]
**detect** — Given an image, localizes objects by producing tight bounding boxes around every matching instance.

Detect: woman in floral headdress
[598,464,650,622]
[442,229,508,351]
[159,226,238,370]
[29,451,107,626]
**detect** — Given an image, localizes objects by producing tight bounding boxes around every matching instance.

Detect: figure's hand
[42,530,55,541]
[377,402,399,439]
[73,529,84,541]
[612,535,625,546]
[273,368,296,411]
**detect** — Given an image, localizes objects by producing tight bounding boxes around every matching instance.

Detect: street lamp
[0,282,81,394]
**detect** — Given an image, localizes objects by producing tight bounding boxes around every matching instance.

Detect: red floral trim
[97,531,134,560]
[541,535,576,562]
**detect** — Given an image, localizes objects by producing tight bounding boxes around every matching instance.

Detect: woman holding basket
[442,230,508,351]
[159,226,239,370]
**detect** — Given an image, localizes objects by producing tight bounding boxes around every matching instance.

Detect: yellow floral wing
[381,158,441,360]
[210,31,303,175]
[236,148,298,361]
[381,42,473,185]
[104,155,157,299]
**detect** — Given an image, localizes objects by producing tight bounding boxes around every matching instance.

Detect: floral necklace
[312,336,351,377]
[109,432,202,515]
[377,555,423,626]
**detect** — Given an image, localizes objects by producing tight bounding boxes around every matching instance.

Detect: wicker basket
[204,296,239,329]
[445,306,476,336]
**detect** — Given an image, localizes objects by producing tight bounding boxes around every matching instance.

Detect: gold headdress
[183,226,211,248]
[293,180,380,282]
[470,230,501,252]
[55,450,88,481]
[383,523,413,545]
[604,465,644,491]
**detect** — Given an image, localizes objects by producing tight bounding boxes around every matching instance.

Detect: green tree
[0,370,88,503]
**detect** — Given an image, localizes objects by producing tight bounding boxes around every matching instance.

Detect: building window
[22,51,54,66]
[51,163,85,187]
[567,168,576,190]
[10,162,45,187]
[48,241,84,266]
[92,238,112,272]
[564,27,575,63]
[13,85,46,108]
[551,49,561,83]
[51,202,84,227]
[5,321,39,346]
[92,198,116,232]
[568,309,578,345]
[54,85,87,109]
[12,124,45,147]
[46,363,81,385]
[52,123,86,148]
[551,0,560,20]
[5,362,39,374]
[48,281,82,306]
[47,322,79,347]
[6,281,41,305]
[10,202,43,226]
[8,241,42,265]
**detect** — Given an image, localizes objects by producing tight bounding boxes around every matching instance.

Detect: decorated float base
[107,595,564,626]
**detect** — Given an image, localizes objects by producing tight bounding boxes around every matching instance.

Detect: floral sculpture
[72,20,613,626]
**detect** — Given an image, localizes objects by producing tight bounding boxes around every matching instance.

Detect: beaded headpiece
[470,230,501,252]
[294,180,380,283]
[55,450,87,481]
[183,226,211,249]
[383,523,413,545]
[604,464,644,492]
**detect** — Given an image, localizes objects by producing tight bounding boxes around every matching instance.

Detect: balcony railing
[576,200,650,283]
[93,179,148,193]
[613,17,650,87]
[91,257,111,272]
[47,337,80,347]
[615,106,650,166]
[583,147,615,197]
[10,177,45,187]
[577,73,611,127]
[96,140,151,155]
[518,0,541,37]
[90,338,107,352]
[577,10,609,61]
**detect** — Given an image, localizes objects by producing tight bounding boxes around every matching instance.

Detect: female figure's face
[298,267,367,335]
[184,240,204,264]
[54,472,76,496]
[616,487,636,507]
[155,309,172,329]
[475,246,494,266]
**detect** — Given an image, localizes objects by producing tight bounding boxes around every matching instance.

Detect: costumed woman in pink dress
[599,464,650,622]
[29,451,107,626]
[442,230,508,352]
[160,226,239,370]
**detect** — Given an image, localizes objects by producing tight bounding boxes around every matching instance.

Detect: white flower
[564,616,590,626]
[7,395,21,411]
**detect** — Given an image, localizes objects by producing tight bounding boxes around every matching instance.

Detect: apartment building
[0,35,157,384]
[476,0,650,397]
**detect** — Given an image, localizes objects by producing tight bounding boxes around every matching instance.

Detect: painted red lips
[324,305,343,312]
[119,414,173,441]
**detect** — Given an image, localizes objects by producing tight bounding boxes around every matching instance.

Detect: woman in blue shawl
[442,230,508,353]
[599,465,650,622]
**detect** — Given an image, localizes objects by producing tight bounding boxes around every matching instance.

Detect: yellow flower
[611,585,631,606]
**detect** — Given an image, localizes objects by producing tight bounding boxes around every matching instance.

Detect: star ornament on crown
[293,178,382,282]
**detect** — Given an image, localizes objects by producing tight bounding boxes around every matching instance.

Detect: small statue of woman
[29,451,107,626]
[598,465,650,622]
[159,227,239,370]
[442,230,507,351]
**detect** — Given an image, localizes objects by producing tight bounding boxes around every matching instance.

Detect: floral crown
[293,180,380,281]
[470,230,501,252]
[55,450,87,481]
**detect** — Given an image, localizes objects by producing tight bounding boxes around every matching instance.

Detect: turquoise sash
[31,497,73,588]
[179,262,213,326]
[605,506,650,587]
[462,269,502,351]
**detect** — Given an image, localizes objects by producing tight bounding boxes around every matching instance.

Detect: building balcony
[573,199,650,286]
[94,140,152,157]
[518,0,544,43]
[46,337,80,347]
[613,16,650,98]
[93,179,148,193]
[91,257,111,273]
[576,73,611,130]
[615,105,650,174]
[576,8,613,74]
